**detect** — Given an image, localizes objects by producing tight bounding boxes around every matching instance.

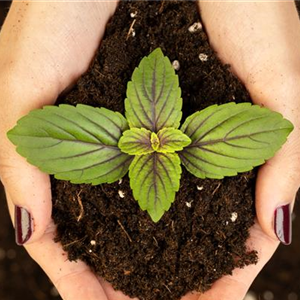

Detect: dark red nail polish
[274,204,292,245]
[15,206,32,245]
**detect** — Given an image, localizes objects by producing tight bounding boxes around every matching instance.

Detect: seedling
[7,48,293,222]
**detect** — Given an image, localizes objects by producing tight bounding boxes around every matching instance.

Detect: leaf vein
[194,109,248,144]
[75,111,120,143]
[133,83,153,127]
[30,116,77,139]
[155,80,176,131]
[51,112,107,144]
[180,153,219,177]
[183,149,238,170]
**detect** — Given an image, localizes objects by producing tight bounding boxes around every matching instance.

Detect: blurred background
[0,1,300,300]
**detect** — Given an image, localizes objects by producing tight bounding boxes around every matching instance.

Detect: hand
[188,1,300,299]
[0,2,135,299]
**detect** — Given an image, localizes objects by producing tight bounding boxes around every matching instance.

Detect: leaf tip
[148,211,164,223]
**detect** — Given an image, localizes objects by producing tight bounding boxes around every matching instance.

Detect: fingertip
[255,158,297,245]
[4,167,52,245]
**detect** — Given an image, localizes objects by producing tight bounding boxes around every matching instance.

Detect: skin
[0,1,300,300]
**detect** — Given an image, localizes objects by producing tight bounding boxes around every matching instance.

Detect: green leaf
[129,152,181,222]
[125,48,182,132]
[118,128,153,155]
[157,128,191,153]
[180,102,293,179]
[150,132,160,151]
[7,104,132,184]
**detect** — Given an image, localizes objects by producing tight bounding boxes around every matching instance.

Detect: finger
[248,63,300,244]
[181,292,200,300]
[6,194,109,300]
[98,278,139,300]
[0,78,58,245]
[255,125,300,244]
[99,278,200,300]
[197,222,279,300]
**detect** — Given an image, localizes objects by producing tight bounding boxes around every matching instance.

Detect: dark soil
[51,1,258,300]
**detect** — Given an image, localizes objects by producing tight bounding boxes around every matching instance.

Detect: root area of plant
[52,1,258,300]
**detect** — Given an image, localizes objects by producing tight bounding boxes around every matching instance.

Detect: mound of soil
[51,1,257,299]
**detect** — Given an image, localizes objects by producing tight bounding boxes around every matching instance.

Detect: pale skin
[0,1,300,300]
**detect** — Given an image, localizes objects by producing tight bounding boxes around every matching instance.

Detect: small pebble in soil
[196,185,204,191]
[130,11,137,18]
[118,178,123,184]
[185,201,193,208]
[288,292,298,300]
[89,249,93,253]
[188,21,202,33]
[118,190,125,198]
[131,29,136,37]
[263,290,274,300]
[172,60,180,71]
[90,240,96,246]
[230,212,238,222]
[199,53,208,61]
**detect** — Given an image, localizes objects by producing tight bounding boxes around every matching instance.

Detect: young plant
[7,48,293,222]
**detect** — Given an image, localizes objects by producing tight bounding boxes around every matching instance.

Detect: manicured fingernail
[15,206,33,245]
[274,204,292,245]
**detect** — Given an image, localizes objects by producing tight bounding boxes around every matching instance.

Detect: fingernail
[274,203,292,245]
[15,206,33,245]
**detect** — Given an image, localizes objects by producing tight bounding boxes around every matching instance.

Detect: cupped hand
[0,1,135,300]
[187,1,300,300]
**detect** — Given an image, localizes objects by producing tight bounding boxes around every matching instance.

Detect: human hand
[185,1,300,299]
[0,2,137,299]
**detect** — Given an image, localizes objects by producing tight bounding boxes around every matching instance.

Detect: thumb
[0,77,59,246]
[1,162,52,246]
[255,108,300,245]
[0,94,55,245]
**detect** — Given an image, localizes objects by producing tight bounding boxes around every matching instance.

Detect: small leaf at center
[118,128,153,155]
[151,132,160,151]
[157,128,191,153]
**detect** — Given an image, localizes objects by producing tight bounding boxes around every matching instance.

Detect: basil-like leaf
[7,104,132,184]
[118,128,153,155]
[180,102,293,179]
[129,152,181,222]
[125,48,182,132]
[157,128,191,153]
